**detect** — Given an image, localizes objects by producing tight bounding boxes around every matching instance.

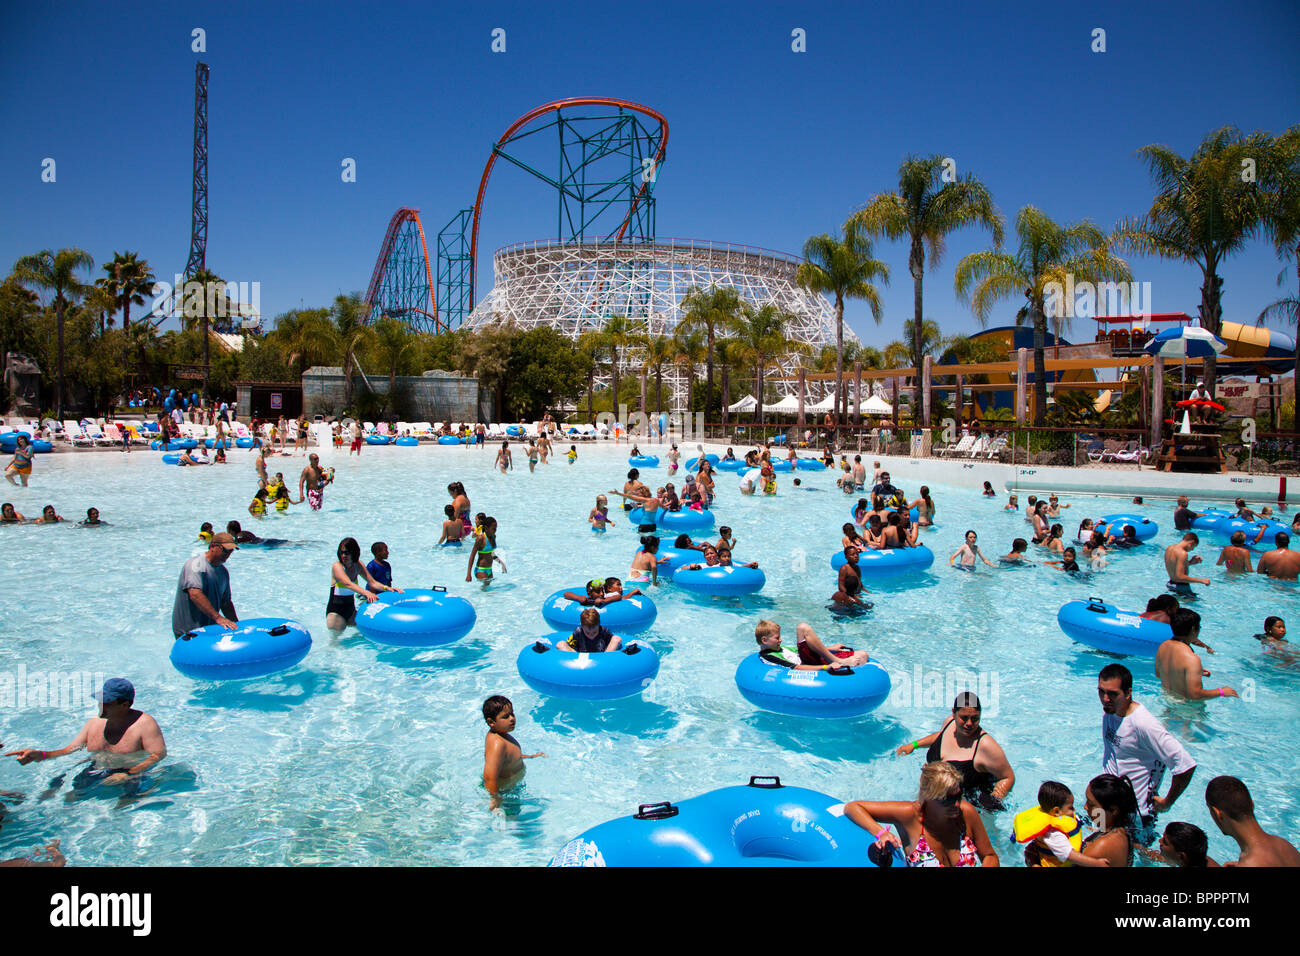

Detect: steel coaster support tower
[185,62,209,282]
[469,97,669,310]
[364,207,442,333]
[437,208,474,331]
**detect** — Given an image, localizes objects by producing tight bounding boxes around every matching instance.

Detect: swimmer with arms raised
[6,678,165,785]
[481,695,544,812]
[949,530,994,569]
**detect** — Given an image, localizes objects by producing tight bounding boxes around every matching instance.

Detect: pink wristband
[1218,687,1224,697]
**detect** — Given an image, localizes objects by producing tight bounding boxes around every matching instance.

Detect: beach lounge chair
[982,435,1008,459]
[965,435,989,457]
[1084,439,1105,463]
[81,420,113,446]
[936,432,974,457]
[62,420,92,446]
[1113,441,1142,463]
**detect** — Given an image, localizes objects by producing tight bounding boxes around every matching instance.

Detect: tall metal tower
[185,62,209,282]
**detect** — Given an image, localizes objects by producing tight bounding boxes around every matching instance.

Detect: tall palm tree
[735,303,808,425]
[1115,126,1291,390]
[271,308,339,377]
[640,332,677,416]
[677,285,743,423]
[371,317,418,401]
[851,154,1004,413]
[577,329,605,419]
[600,315,641,417]
[332,292,374,410]
[714,337,745,429]
[1256,125,1300,387]
[12,248,95,418]
[797,223,889,422]
[954,206,1131,424]
[100,251,155,332]
[671,329,706,416]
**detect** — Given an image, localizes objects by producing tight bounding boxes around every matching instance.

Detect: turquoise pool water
[0,443,1295,866]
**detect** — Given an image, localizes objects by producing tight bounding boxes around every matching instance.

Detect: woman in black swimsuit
[896,692,1015,810]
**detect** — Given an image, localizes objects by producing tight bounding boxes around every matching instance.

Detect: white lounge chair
[936,433,974,457]
[62,420,92,446]
[965,435,989,457]
[982,435,1008,459]
[81,420,113,446]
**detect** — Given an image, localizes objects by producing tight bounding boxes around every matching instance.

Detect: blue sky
[1,0,1297,350]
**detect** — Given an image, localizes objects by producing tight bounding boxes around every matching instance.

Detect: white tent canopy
[727,394,758,413]
[762,394,803,414]
[808,392,836,412]
[860,395,893,415]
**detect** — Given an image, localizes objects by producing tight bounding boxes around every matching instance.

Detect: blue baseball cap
[94,677,135,704]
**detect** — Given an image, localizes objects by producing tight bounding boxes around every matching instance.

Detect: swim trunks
[307,488,323,511]
[326,591,356,619]
[1167,581,1195,597]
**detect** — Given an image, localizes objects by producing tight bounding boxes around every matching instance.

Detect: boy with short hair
[366,542,392,588]
[1014,781,1107,867]
[754,620,869,669]
[481,695,544,811]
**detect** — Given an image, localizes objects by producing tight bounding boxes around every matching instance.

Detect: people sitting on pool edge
[897,692,1014,811]
[844,760,1000,867]
[560,607,622,654]
[754,620,871,669]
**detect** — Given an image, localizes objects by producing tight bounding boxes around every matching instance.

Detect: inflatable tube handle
[828,665,854,676]
[178,630,199,642]
[634,801,679,821]
[531,641,551,653]
[1085,597,1107,612]
[747,776,783,789]
[622,644,641,656]
[430,585,447,593]
[268,624,290,636]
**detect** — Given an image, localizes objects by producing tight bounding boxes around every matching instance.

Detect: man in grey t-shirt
[171,533,239,636]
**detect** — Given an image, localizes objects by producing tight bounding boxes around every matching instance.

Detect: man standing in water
[5,678,167,785]
[1164,533,1210,597]
[1097,663,1197,834]
[297,453,332,511]
[1205,776,1300,866]
[1256,532,1300,580]
[171,533,239,635]
[1154,609,1237,701]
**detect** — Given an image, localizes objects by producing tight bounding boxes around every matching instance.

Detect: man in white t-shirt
[739,467,761,496]
[1098,663,1196,834]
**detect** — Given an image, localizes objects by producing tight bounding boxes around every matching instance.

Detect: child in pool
[482,695,544,812]
[437,504,465,546]
[667,443,680,475]
[715,525,738,554]
[949,530,995,569]
[1004,494,1019,512]
[982,481,997,497]
[589,495,615,532]
[1000,538,1032,564]
[198,521,214,542]
[1018,781,1107,868]
[1045,547,1081,573]
[567,446,577,464]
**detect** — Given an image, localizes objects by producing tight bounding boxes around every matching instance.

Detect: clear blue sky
[1,0,1297,350]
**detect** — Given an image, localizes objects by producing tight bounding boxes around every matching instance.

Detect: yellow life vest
[249,497,266,514]
[1013,806,1083,867]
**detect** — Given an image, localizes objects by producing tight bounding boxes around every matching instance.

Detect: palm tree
[332,292,374,410]
[577,329,605,419]
[714,337,745,429]
[736,303,808,425]
[12,248,95,418]
[677,285,743,423]
[270,308,339,377]
[797,223,889,422]
[1115,126,1292,390]
[600,315,641,417]
[851,154,1004,413]
[371,318,418,402]
[671,329,706,416]
[640,332,676,416]
[100,252,156,332]
[954,206,1131,424]
[1256,125,1300,391]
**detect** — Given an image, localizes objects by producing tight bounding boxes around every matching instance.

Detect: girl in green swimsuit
[467,516,506,584]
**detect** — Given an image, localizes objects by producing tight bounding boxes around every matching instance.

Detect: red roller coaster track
[468,96,669,310]
[364,206,438,327]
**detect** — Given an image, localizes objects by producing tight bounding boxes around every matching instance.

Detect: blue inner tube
[356,588,477,647]
[831,544,934,575]
[715,459,744,472]
[161,438,197,451]
[735,654,892,718]
[629,456,660,468]
[1216,517,1289,552]
[551,777,905,867]
[161,453,183,465]
[674,564,765,595]
[235,437,255,448]
[795,459,826,471]
[655,508,715,532]
[1057,598,1170,657]
[685,454,720,470]
[770,459,794,472]
[849,504,919,524]
[30,440,53,453]
[394,436,419,447]
[517,634,660,700]
[540,587,658,634]
[638,546,700,579]
[170,617,312,680]
[364,435,393,445]
[1191,512,1229,532]
[203,438,229,449]
[506,426,524,436]
[437,435,462,445]
[1094,513,1158,541]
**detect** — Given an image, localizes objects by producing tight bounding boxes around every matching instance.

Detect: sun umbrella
[1143,324,1228,393]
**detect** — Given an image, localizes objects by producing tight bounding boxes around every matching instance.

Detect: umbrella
[1143,324,1227,393]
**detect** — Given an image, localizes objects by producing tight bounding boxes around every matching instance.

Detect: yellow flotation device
[249,497,266,515]
[763,479,777,495]
[1013,806,1083,867]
